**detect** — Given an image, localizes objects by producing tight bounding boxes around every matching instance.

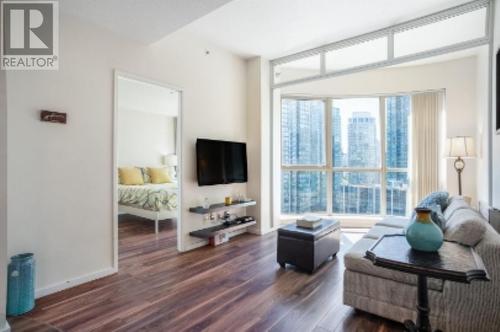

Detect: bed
[118,182,178,234]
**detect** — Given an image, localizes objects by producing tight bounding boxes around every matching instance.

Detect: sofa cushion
[376,216,409,229]
[364,225,405,240]
[443,196,470,221]
[344,237,444,291]
[445,208,487,246]
[417,191,449,211]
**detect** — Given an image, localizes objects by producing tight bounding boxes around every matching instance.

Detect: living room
[1,0,500,331]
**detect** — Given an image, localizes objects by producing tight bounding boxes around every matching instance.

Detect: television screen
[196,139,247,186]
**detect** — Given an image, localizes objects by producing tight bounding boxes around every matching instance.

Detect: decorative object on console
[40,110,67,124]
[189,200,257,247]
[202,197,210,210]
[406,207,444,252]
[445,136,476,195]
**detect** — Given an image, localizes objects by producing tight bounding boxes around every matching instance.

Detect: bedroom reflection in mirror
[115,73,180,263]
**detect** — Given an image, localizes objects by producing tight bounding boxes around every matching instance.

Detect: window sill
[280,214,405,228]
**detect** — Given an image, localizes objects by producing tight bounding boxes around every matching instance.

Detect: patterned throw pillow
[429,204,446,230]
[418,191,450,211]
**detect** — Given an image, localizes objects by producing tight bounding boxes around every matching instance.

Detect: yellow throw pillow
[148,167,172,184]
[119,167,144,185]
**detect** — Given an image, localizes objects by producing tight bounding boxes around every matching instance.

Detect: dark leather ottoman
[277,219,340,273]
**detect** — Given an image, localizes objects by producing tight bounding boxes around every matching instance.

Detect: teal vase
[406,208,444,252]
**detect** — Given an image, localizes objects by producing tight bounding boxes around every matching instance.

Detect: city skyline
[281,96,410,216]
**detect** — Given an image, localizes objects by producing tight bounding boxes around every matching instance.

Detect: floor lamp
[445,136,476,196]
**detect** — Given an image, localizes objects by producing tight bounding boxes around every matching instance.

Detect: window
[325,37,388,72]
[281,95,411,217]
[274,54,321,84]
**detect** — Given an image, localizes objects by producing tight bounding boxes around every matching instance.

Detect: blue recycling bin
[7,253,35,316]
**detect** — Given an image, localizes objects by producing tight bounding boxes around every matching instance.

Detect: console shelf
[189,200,256,214]
[189,220,257,239]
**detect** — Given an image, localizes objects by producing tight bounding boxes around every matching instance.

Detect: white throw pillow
[444,196,470,221]
[444,208,486,246]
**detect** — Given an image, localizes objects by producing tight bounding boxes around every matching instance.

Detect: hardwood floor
[9,215,404,332]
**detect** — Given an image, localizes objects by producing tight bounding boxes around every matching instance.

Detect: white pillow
[444,196,470,221]
[444,208,486,246]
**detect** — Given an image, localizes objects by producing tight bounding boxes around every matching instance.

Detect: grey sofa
[343,197,500,332]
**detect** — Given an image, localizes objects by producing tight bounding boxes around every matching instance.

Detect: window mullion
[380,97,387,216]
[325,98,333,214]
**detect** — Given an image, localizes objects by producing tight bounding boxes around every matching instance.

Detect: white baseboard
[183,239,208,252]
[248,225,276,235]
[0,321,10,332]
[35,267,117,299]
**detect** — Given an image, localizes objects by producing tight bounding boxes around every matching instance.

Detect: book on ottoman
[296,215,322,229]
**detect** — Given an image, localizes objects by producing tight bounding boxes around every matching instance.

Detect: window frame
[280,94,411,217]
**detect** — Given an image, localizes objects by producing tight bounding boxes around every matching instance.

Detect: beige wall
[282,56,484,205]
[476,47,490,211]
[117,110,176,167]
[6,14,247,296]
[492,1,500,209]
[246,57,272,233]
[0,65,8,331]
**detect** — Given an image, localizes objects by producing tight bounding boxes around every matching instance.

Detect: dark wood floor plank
[8,215,404,332]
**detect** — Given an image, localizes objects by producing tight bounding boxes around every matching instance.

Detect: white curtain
[410,92,442,207]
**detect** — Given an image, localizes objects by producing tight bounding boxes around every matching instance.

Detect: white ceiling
[60,0,235,44]
[117,77,179,116]
[184,0,473,59]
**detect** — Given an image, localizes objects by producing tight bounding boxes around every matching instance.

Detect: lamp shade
[445,136,476,158]
[163,154,178,166]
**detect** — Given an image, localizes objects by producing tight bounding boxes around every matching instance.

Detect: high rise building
[332,107,343,167]
[385,96,410,215]
[386,96,410,168]
[341,112,380,214]
[347,112,378,169]
[281,99,326,214]
[282,97,410,217]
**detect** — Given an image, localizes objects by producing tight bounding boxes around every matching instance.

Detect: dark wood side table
[365,234,489,332]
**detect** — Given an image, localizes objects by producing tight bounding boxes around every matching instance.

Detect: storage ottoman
[277,219,340,273]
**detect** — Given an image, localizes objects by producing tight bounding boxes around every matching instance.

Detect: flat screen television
[196,138,248,186]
